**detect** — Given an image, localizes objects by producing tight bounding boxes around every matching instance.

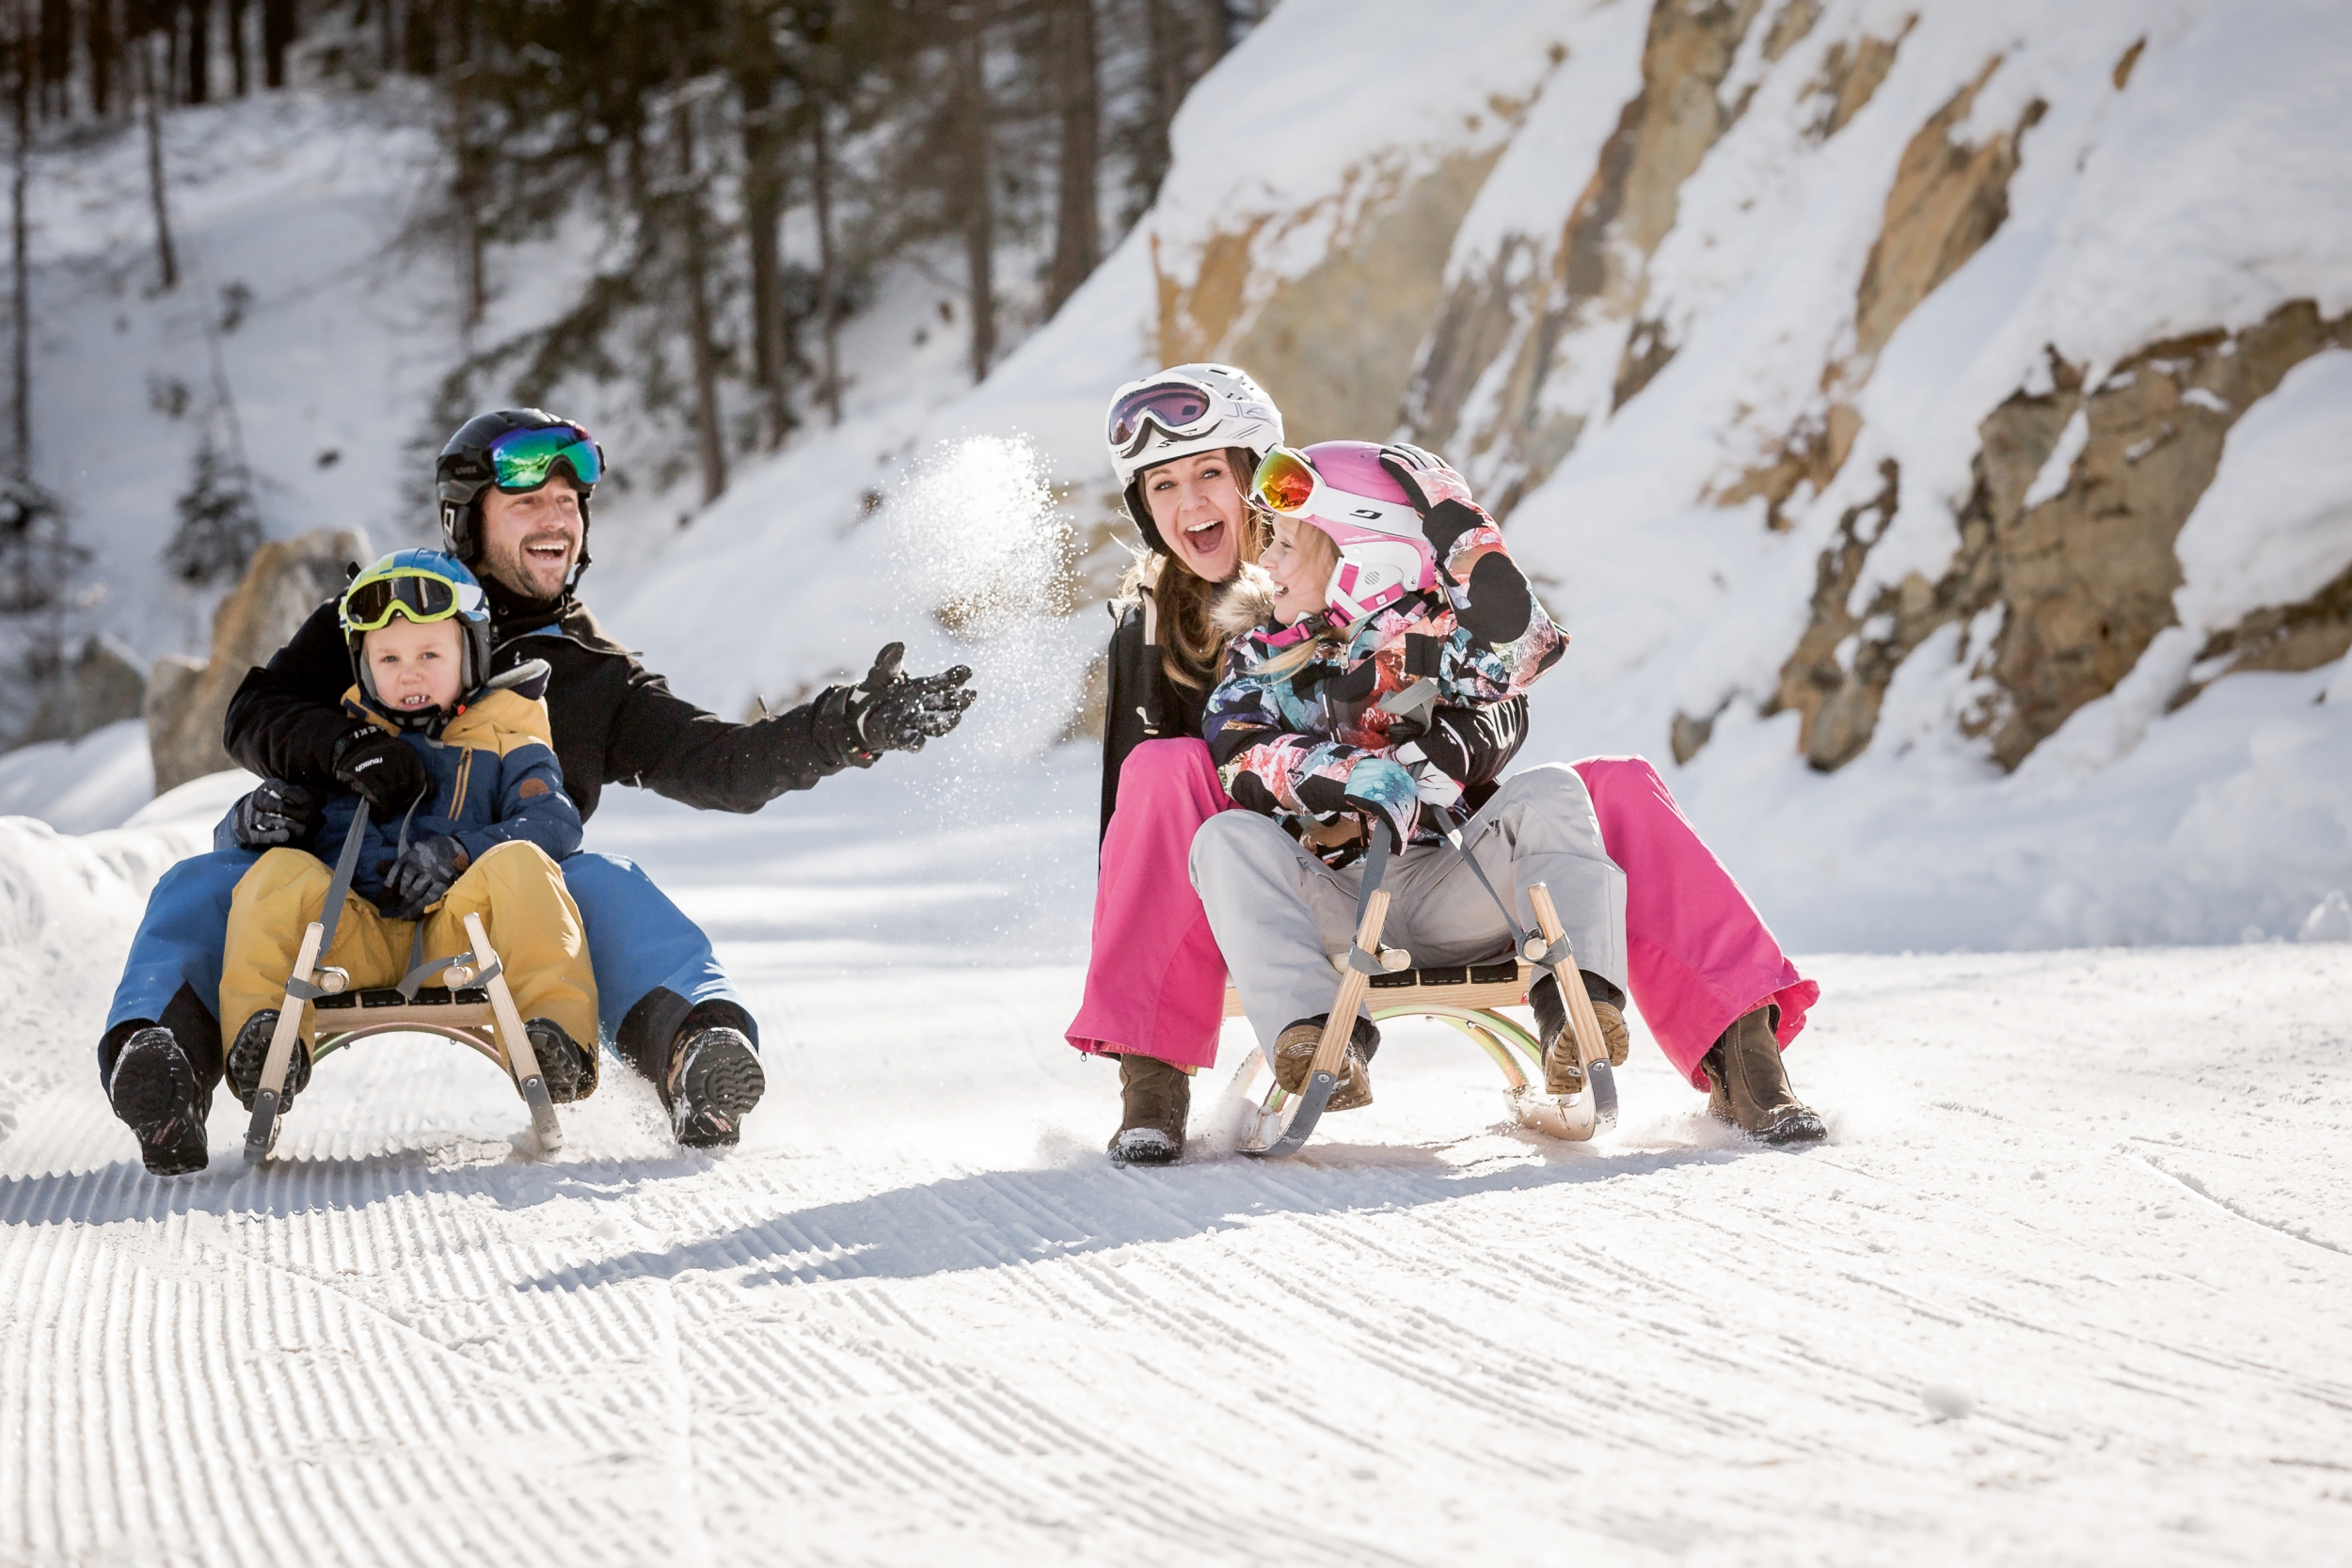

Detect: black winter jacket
[225,589,868,822]
[1099,588,1209,841]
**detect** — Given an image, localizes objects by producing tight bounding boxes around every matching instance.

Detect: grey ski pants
[1188,764,1629,1055]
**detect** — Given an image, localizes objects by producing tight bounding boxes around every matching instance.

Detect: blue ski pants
[102,846,752,1085]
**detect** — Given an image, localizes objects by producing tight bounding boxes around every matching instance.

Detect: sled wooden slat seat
[1222,958,1535,1019]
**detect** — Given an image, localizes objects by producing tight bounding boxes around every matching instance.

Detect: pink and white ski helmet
[1252,440,1437,623]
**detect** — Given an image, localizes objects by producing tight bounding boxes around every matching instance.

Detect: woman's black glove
[381,835,469,920]
[231,779,322,847]
[846,642,977,754]
[332,725,429,815]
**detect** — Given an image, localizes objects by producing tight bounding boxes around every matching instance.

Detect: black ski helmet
[437,408,603,589]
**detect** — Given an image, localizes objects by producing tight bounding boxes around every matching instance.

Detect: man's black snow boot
[1272,1014,1380,1111]
[1702,1005,1824,1146]
[523,1019,598,1103]
[1529,972,1629,1096]
[225,1010,311,1114]
[108,1026,212,1176]
[1107,1054,1189,1165]
[662,1024,765,1148]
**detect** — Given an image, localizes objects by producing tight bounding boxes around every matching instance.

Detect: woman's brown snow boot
[1702,1006,1824,1146]
[1108,1054,1190,1165]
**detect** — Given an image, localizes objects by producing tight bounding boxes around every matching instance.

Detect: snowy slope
[583,0,2352,954]
[4,777,2349,1565]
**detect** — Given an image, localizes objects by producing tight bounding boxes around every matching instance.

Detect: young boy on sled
[210,548,599,1138]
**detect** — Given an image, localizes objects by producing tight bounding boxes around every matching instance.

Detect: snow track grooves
[7,946,2352,1563]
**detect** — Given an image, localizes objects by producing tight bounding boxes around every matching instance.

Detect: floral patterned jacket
[1201,517,1565,852]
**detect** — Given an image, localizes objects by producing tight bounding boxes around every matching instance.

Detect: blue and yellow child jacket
[308,659,582,909]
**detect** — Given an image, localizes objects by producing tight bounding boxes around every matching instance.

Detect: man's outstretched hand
[847,642,976,754]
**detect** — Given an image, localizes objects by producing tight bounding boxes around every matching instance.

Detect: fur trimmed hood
[1210,564,1281,639]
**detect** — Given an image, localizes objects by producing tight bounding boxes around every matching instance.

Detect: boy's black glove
[332,725,429,815]
[381,835,469,920]
[231,779,322,847]
[846,642,977,754]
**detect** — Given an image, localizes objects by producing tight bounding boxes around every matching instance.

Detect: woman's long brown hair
[1123,447,1267,697]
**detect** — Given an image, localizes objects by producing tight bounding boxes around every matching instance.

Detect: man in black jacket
[101,410,973,1173]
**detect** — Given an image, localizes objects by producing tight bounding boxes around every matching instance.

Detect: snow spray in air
[875,436,1092,789]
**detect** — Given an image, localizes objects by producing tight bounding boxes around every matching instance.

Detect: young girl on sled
[204,550,598,1148]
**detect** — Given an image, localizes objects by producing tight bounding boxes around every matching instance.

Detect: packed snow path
[3,787,2348,1566]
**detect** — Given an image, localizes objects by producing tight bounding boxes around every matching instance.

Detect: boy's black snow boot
[662,1022,765,1148]
[225,1010,311,1114]
[1529,972,1629,1096]
[1272,1014,1379,1111]
[1107,1054,1189,1165]
[523,1019,598,1103]
[1702,1006,1824,1146]
[108,1026,212,1176]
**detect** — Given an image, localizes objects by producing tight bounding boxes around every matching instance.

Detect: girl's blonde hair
[1116,446,1268,697]
[1218,516,1351,682]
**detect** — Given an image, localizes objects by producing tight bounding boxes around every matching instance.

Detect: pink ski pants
[1064,742,1816,1088]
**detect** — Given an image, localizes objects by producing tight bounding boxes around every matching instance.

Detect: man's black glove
[845,642,977,754]
[380,835,469,921]
[332,725,430,816]
[231,779,322,847]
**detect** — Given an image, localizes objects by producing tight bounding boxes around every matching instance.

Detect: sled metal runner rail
[1228,878,1618,1157]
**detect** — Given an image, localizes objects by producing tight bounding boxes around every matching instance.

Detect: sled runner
[243,804,565,1164]
[1225,821,1620,1159]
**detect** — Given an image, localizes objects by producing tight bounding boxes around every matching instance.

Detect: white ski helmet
[1104,363,1284,553]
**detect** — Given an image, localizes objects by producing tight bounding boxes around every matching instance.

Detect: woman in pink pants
[1069,365,1820,1161]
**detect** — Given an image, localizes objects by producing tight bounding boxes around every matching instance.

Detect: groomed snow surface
[5,766,2349,1566]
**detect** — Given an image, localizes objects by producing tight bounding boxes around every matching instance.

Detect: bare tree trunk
[810,90,840,425]
[738,62,788,447]
[1045,0,1098,314]
[450,55,485,329]
[183,0,206,103]
[88,0,115,115]
[226,0,246,93]
[953,5,993,383]
[1197,0,1232,66]
[670,75,727,506]
[139,27,176,289]
[11,5,32,478]
[261,0,291,87]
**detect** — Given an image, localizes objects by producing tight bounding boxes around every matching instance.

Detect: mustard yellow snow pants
[219,841,599,1062]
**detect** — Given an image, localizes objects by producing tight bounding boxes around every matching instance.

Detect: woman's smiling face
[1141,451,1248,581]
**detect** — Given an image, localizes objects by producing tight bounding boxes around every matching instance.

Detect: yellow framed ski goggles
[341,565,485,635]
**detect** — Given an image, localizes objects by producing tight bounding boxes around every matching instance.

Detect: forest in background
[0,0,1263,645]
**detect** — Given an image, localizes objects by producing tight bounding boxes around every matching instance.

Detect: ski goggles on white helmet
[1106,373,1244,460]
[1251,444,1437,623]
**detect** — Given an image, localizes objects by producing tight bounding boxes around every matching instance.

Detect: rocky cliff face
[1135,0,2352,784]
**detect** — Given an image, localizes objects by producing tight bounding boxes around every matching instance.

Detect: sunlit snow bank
[0,770,250,1142]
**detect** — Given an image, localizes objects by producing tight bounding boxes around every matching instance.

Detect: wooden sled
[1225,880,1619,1158]
[243,909,564,1164]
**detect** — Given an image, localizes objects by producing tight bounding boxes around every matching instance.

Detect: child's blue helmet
[340,548,495,705]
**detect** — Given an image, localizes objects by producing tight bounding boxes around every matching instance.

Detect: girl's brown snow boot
[1701,1006,1825,1146]
[1108,1054,1190,1165]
